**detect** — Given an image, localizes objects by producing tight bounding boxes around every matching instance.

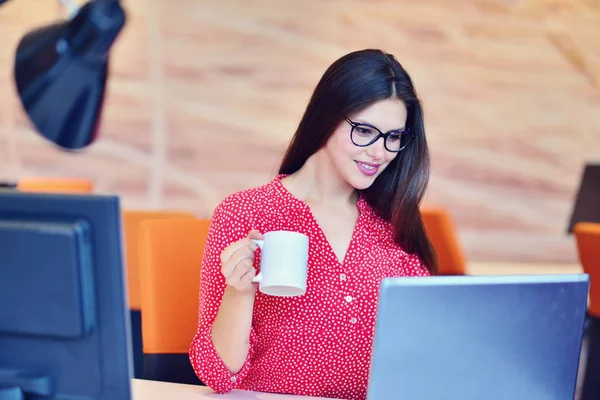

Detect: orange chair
[574,222,600,400]
[122,210,195,378]
[123,211,196,311]
[138,218,210,385]
[421,207,466,275]
[17,177,93,193]
[574,223,600,316]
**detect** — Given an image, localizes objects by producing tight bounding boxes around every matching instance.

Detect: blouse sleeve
[189,194,258,393]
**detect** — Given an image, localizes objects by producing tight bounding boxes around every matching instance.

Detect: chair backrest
[17,177,93,193]
[122,211,195,311]
[138,218,210,385]
[574,222,600,317]
[421,207,466,275]
[122,211,195,379]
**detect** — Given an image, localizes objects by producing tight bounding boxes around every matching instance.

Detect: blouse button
[230,376,237,382]
[350,318,357,324]
[345,296,353,303]
[340,274,347,281]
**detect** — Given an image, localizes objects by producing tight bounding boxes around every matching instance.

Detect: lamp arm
[61,0,126,61]
[0,0,123,8]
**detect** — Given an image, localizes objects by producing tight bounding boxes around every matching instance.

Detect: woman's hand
[219,230,263,292]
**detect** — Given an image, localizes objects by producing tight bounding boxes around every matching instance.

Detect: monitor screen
[0,190,132,400]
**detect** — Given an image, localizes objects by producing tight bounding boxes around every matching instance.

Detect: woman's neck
[281,150,358,208]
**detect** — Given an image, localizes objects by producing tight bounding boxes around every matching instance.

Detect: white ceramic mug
[251,230,309,297]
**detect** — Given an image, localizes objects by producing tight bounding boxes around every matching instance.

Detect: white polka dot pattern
[189,175,429,400]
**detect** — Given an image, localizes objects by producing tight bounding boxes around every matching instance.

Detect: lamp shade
[13,0,126,150]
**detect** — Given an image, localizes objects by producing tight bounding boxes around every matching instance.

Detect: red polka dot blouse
[189,175,429,400]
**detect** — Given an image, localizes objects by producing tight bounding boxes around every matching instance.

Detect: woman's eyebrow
[353,120,406,132]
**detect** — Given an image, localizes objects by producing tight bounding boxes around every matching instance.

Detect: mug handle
[251,239,264,283]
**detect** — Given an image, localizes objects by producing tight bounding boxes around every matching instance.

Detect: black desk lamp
[2,0,126,150]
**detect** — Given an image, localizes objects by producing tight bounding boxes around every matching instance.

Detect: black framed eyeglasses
[345,118,414,153]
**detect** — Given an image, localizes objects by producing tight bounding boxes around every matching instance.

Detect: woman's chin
[348,174,378,190]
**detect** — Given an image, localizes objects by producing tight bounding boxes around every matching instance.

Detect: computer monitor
[0,190,132,399]
[567,163,600,233]
[368,274,589,400]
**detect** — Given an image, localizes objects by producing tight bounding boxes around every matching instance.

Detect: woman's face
[324,98,408,190]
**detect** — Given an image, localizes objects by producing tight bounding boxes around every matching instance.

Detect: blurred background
[0,0,598,265]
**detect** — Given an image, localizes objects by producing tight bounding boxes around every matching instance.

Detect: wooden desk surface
[132,379,333,399]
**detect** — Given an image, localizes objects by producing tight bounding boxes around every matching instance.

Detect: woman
[189,49,437,400]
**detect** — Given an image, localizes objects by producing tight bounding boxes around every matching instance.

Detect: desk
[132,379,333,399]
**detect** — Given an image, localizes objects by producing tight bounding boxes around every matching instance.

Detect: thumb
[247,229,264,240]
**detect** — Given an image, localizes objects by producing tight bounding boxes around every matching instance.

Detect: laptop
[368,274,589,400]
[567,163,600,233]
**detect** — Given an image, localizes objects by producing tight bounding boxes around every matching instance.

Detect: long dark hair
[279,49,437,274]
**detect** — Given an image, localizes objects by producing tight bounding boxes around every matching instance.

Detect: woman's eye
[357,127,374,136]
